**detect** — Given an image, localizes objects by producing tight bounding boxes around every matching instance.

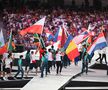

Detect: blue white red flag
[45,29,54,41]
[87,32,107,55]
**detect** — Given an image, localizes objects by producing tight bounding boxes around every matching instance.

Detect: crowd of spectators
[2,7,108,51]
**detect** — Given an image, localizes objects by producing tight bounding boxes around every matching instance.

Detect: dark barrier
[14,45,25,53]
[89,63,108,70]
[0,77,33,88]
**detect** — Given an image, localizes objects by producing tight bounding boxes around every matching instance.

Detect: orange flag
[0,43,8,55]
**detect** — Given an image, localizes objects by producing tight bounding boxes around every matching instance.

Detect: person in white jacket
[55,49,63,75]
[26,51,37,77]
[47,49,53,73]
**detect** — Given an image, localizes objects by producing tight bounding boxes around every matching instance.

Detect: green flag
[0,42,2,47]
[34,34,45,48]
[7,30,13,51]
[34,33,39,43]
[40,36,45,48]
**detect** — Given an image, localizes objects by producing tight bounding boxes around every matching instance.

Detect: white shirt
[5,58,11,68]
[48,52,53,61]
[3,53,8,61]
[56,52,61,61]
[30,54,36,63]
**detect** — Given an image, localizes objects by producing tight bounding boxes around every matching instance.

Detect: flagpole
[37,34,45,48]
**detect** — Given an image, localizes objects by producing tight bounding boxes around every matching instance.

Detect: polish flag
[20,17,46,36]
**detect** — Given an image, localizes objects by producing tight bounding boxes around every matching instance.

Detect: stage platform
[21,60,108,90]
[60,61,108,90]
[64,68,108,90]
[21,62,82,90]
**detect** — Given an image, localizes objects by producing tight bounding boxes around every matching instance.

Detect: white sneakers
[3,77,8,80]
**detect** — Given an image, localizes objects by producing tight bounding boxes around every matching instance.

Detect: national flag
[7,30,15,51]
[63,34,73,50]
[82,35,92,47]
[88,31,95,36]
[66,40,80,62]
[40,36,46,48]
[34,33,40,43]
[73,31,89,45]
[0,30,15,54]
[53,26,62,42]
[0,29,5,48]
[33,33,40,47]
[61,26,67,48]
[82,28,87,32]
[33,34,45,48]
[12,42,16,50]
[87,36,92,45]
[53,26,67,48]
[0,43,7,55]
[20,17,46,36]
[45,29,54,41]
[87,32,107,55]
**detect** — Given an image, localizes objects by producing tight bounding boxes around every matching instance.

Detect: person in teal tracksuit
[14,55,24,79]
[40,51,48,78]
[81,44,89,74]
[81,51,89,74]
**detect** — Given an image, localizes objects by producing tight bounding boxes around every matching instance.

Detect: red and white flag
[73,31,89,45]
[20,17,46,36]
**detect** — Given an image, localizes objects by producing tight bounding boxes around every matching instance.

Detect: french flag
[87,32,107,55]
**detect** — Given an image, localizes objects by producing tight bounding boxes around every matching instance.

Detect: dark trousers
[41,62,48,77]
[52,60,56,68]
[25,61,30,71]
[62,55,68,67]
[82,62,88,74]
[48,61,52,73]
[56,61,62,74]
[15,66,24,79]
[79,52,82,61]
[96,53,101,62]
[100,54,107,65]
[63,59,67,68]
